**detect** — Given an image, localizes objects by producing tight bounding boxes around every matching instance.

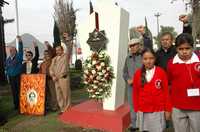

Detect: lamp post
[154,12,161,36]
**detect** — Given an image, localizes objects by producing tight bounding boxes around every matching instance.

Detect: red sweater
[133,66,172,112]
[167,59,200,110]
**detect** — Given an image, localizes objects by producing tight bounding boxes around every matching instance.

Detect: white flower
[92,70,96,75]
[96,65,102,71]
[89,75,93,79]
[87,64,92,68]
[100,62,105,67]
[93,85,98,89]
[88,89,94,93]
[105,84,109,87]
[106,67,111,71]
[104,73,109,78]
[83,75,87,78]
[93,80,99,84]
[98,72,103,76]
[95,92,100,95]
[92,60,97,65]
[84,81,88,84]
[102,70,106,74]
[96,76,101,80]
[99,89,103,92]
[84,70,89,74]
[101,78,105,82]
[87,57,91,61]
[99,54,103,58]
[92,95,96,98]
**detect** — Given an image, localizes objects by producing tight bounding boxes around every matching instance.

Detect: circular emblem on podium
[27,89,38,105]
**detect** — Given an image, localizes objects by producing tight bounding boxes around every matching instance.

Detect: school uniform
[133,66,171,132]
[167,53,200,132]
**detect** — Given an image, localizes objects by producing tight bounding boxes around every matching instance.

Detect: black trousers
[9,75,20,110]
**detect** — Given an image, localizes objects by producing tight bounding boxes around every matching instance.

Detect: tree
[53,20,61,48]
[89,0,94,14]
[154,26,177,46]
[54,0,78,60]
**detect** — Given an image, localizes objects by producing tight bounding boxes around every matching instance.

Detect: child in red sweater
[133,48,172,132]
[167,33,200,132]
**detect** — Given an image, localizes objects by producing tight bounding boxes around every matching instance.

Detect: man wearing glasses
[22,41,39,74]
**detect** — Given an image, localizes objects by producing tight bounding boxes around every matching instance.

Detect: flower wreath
[83,51,114,101]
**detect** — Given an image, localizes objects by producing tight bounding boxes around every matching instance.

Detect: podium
[20,74,46,115]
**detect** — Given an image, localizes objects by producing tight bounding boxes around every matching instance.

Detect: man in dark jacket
[5,36,23,110]
[22,41,39,74]
[156,32,177,71]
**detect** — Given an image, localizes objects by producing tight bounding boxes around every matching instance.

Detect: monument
[60,1,130,131]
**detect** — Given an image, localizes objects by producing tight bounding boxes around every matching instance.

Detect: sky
[3,0,189,44]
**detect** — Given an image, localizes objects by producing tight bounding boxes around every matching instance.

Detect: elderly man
[5,36,23,110]
[49,45,71,114]
[123,38,142,132]
[156,32,177,71]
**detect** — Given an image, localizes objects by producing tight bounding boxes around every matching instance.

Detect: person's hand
[136,25,145,35]
[33,41,37,47]
[165,111,171,121]
[179,14,189,24]
[127,79,133,85]
[16,35,22,42]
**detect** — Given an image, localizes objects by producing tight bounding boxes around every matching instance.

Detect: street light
[154,12,162,36]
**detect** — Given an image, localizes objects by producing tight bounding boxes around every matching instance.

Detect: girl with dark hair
[133,48,172,132]
[167,33,200,132]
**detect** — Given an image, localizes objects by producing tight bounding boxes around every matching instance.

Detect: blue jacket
[5,42,23,77]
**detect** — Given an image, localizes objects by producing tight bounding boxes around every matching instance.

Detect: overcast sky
[3,0,189,43]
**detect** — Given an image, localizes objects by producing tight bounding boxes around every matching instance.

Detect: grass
[0,87,104,132]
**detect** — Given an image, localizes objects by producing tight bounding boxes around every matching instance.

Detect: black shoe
[129,127,139,132]
[0,117,7,126]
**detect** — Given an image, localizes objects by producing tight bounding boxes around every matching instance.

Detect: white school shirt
[145,66,156,82]
[173,53,200,64]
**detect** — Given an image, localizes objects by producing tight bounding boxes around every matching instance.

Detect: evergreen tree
[53,20,61,48]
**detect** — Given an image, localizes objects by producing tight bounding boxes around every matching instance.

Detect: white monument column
[78,1,129,111]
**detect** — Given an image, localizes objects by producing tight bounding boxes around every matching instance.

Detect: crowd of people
[1,13,200,132]
[4,33,72,116]
[123,15,200,132]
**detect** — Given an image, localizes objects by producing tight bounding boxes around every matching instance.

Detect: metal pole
[15,0,19,35]
[154,12,161,36]
[15,0,19,50]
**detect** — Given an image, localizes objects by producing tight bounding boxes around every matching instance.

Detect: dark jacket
[183,23,192,35]
[143,33,153,49]
[5,41,23,77]
[156,45,177,71]
[22,46,39,74]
